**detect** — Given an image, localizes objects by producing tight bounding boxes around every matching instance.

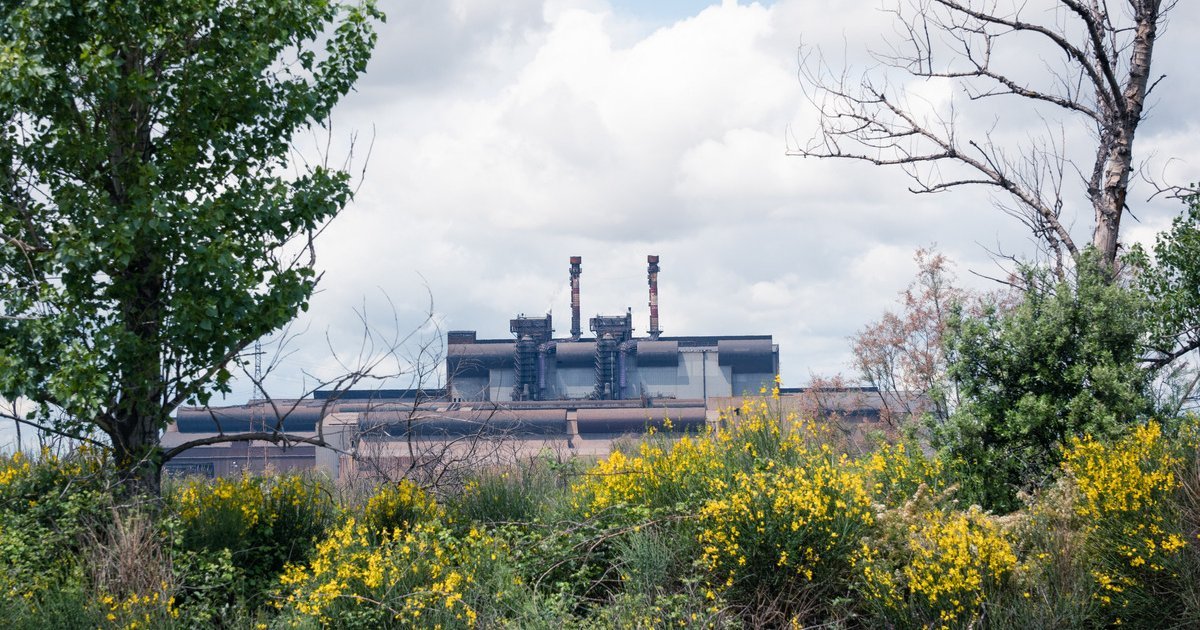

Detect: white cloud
[224,0,1200,402]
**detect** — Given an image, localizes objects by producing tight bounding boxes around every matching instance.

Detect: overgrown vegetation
[938,249,1153,513]
[3,391,1198,628]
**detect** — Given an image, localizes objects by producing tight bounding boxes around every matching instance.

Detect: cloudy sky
[237,0,1200,401]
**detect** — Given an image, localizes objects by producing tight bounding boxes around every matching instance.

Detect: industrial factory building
[165,256,906,481]
[446,255,779,404]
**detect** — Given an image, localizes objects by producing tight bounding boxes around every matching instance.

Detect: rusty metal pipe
[570,256,582,340]
[647,255,660,339]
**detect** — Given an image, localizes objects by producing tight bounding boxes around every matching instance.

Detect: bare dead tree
[346,332,573,495]
[793,0,1189,272]
[340,322,508,492]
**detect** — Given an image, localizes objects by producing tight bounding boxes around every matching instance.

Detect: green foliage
[938,250,1152,512]
[0,449,112,604]
[0,0,381,492]
[1132,194,1200,364]
[6,399,1200,627]
[991,480,1101,629]
[614,526,686,598]
[168,472,336,602]
[448,461,562,526]
[1127,194,1200,417]
[170,546,244,627]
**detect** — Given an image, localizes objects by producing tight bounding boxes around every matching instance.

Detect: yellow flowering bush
[174,475,266,543]
[360,479,444,538]
[277,516,501,628]
[572,392,877,620]
[0,448,110,603]
[169,473,336,585]
[1061,422,1188,621]
[697,456,874,594]
[574,432,722,516]
[0,451,31,488]
[858,440,946,508]
[0,447,105,500]
[856,497,1017,628]
[573,395,823,519]
[98,589,179,629]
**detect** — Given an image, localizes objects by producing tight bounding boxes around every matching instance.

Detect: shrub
[940,251,1152,513]
[276,517,505,628]
[571,394,874,623]
[168,472,337,601]
[360,479,443,538]
[614,526,688,598]
[572,428,722,519]
[572,396,831,519]
[1061,421,1189,624]
[991,481,1101,628]
[85,510,180,627]
[696,456,874,602]
[0,448,112,606]
[449,459,568,526]
[858,439,947,508]
[855,488,1017,628]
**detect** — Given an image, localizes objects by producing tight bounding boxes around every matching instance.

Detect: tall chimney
[647,255,661,339]
[570,256,582,340]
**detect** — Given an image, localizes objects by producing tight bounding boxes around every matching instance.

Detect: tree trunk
[1093,1,1161,268]
[111,415,163,498]
[103,45,168,498]
[110,253,167,497]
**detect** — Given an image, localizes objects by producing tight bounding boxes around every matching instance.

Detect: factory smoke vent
[570,256,582,340]
[647,255,661,340]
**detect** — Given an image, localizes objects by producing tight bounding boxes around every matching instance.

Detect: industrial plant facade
[162,255,903,480]
[446,255,778,404]
[447,328,778,403]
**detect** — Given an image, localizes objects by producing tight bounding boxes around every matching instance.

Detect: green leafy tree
[0,0,381,494]
[937,250,1152,512]
[1129,194,1200,416]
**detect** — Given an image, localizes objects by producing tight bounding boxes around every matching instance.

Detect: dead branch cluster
[793,0,1187,271]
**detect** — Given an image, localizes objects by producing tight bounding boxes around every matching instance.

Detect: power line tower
[253,338,263,397]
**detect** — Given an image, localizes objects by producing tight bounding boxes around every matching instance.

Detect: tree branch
[160,431,349,463]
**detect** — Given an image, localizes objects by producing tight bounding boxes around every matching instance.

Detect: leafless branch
[161,431,348,463]
[793,0,1178,269]
[0,408,110,449]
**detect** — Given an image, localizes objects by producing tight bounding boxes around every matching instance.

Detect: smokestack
[647,255,661,339]
[570,256,582,340]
